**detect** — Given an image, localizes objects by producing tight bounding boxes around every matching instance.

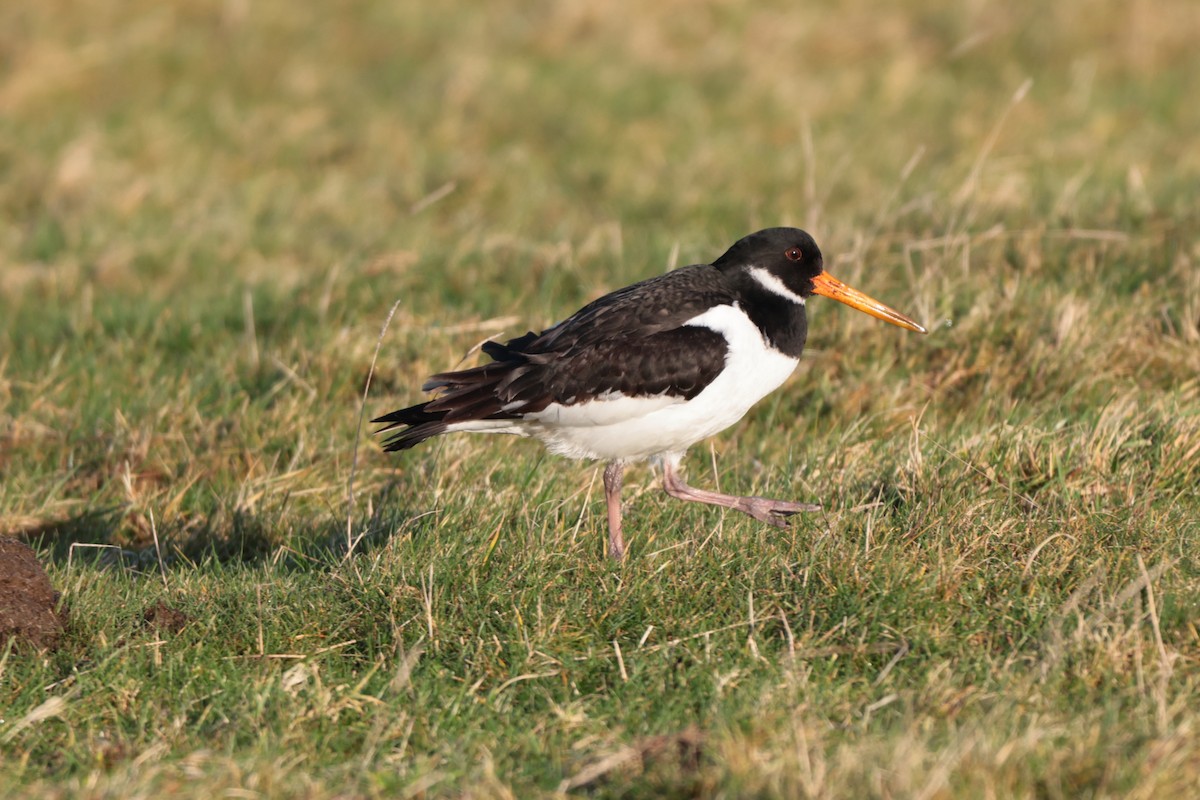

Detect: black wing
[374,265,736,450]
[521,264,735,355]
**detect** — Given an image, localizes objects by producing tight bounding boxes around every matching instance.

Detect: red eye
[785,247,803,261]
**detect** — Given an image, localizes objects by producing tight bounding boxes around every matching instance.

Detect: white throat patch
[748,267,806,305]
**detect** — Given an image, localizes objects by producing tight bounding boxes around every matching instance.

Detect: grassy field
[2,0,1199,796]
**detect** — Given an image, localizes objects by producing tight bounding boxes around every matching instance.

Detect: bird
[374,228,926,560]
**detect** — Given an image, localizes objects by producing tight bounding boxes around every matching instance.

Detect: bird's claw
[742,499,821,527]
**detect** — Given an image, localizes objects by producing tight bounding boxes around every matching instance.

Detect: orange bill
[811,271,927,334]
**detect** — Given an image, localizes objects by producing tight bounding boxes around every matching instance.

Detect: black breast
[733,282,809,358]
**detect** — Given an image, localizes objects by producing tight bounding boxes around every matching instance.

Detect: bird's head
[714,227,927,334]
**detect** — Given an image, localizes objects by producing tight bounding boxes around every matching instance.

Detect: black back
[374,228,823,450]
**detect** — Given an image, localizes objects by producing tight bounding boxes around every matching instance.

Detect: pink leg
[603,461,626,561]
[662,458,819,528]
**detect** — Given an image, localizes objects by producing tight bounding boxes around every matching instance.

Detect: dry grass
[1,0,1199,796]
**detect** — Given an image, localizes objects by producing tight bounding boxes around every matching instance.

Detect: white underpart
[748,266,807,305]
[443,303,799,461]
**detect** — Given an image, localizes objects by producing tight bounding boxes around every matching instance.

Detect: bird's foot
[732,496,822,527]
[608,539,625,561]
[661,460,820,529]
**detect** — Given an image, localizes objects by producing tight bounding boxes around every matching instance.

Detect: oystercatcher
[375,228,926,560]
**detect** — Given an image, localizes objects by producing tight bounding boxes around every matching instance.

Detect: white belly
[525,304,798,461]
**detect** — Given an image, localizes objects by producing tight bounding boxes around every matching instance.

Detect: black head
[713,227,927,333]
[712,227,825,300]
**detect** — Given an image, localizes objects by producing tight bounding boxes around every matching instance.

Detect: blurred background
[5,0,1197,294]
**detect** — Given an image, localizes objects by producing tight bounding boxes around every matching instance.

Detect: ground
[1,0,1199,797]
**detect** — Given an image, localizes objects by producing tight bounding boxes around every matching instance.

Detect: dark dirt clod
[559,726,707,792]
[142,601,191,634]
[0,536,67,652]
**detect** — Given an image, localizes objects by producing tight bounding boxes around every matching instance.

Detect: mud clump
[143,601,191,634]
[0,536,67,651]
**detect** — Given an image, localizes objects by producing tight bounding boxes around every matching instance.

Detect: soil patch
[143,601,191,634]
[0,536,67,651]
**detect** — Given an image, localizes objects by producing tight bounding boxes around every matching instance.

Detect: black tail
[371,403,451,452]
[372,332,542,452]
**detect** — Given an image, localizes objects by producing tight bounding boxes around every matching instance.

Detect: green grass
[2,0,1199,796]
